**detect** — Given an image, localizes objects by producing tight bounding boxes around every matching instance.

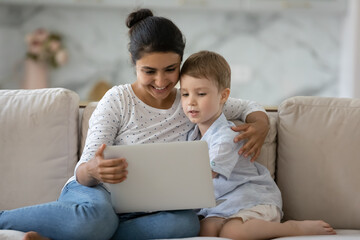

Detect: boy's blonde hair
[180,50,231,90]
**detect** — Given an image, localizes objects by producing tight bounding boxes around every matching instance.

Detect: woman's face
[135,52,181,102]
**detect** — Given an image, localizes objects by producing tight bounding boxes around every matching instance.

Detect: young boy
[179,50,336,239]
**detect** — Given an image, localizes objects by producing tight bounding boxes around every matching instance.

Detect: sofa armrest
[0,88,79,210]
[276,96,360,229]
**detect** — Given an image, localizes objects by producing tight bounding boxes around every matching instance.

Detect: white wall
[0,2,349,105]
[339,0,360,98]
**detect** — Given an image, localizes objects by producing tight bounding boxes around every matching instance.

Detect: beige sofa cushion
[276,96,360,229]
[259,111,277,178]
[80,101,98,157]
[80,103,277,178]
[0,88,79,210]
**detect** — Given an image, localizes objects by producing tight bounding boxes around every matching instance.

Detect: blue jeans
[113,210,200,240]
[0,180,200,240]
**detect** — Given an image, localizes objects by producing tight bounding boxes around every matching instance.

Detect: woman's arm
[76,144,128,187]
[223,98,269,162]
[75,87,128,186]
[232,111,269,162]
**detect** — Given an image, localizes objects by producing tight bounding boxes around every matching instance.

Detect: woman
[0,9,269,240]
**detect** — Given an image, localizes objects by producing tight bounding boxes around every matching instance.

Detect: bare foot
[286,220,336,236]
[23,231,50,240]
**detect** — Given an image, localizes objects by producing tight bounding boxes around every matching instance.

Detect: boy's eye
[181,93,189,97]
[145,70,155,74]
[166,68,176,72]
[198,93,207,96]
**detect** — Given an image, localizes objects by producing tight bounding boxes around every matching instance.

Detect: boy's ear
[220,88,230,104]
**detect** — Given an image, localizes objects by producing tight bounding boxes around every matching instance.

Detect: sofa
[0,88,359,240]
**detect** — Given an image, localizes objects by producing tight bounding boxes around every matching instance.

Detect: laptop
[103,141,216,213]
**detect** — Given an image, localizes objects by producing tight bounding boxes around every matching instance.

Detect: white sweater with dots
[70,84,265,183]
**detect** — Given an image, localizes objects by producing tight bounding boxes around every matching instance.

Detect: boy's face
[180,75,229,129]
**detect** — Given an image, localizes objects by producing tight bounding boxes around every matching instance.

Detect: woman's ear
[220,88,230,104]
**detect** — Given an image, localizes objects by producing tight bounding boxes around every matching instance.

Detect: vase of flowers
[23,28,67,89]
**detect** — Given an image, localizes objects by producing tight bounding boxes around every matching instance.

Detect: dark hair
[180,50,231,90]
[126,8,186,64]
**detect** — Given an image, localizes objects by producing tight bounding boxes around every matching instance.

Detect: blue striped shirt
[187,113,283,218]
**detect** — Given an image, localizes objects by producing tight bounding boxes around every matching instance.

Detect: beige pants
[228,204,282,223]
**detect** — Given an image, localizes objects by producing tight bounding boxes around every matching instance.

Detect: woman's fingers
[101,175,127,184]
[98,158,128,183]
[239,139,255,156]
[99,169,128,184]
[100,158,127,168]
[232,121,268,162]
[250,148,261,163]
[101,173,128,183]
[95,143,106,157]
[238,134,264,162]
[231,123,248,132]
[231,124,250,143]
[92,144,129,183]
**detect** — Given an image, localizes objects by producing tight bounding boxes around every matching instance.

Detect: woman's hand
[231,111,269,162]
[77,144,128,186]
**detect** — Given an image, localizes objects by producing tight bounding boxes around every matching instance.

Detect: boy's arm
[209,138,245,199]
[209,141,238,180]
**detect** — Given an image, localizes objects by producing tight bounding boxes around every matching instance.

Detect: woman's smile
[132,52,181,109]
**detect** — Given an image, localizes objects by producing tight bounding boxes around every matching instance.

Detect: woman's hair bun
[126,8,154,28]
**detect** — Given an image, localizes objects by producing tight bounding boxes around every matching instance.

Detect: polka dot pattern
[77,84,265,168]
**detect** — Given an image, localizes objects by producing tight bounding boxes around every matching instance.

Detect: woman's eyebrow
[141,66,155,70]
[141,63,178,70]
[164,63,178,69]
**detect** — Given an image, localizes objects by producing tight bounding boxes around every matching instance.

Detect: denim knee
[65,202,119,240]
[171,210,200,237]
[152,210,200,238]
[112,209,200,240]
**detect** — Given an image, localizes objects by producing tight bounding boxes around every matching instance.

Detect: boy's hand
[232,119,269,162]
[87,144,128,184]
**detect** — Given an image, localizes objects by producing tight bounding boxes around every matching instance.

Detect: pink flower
[55,50,68,66]
[34,29,48,43]
[28,41,42,55]
[48,40,61,53]
[25,28,67,68]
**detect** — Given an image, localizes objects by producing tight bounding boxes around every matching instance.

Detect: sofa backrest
[80,102,278,178]
[276,96,360,229]
[0,88,79,210]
